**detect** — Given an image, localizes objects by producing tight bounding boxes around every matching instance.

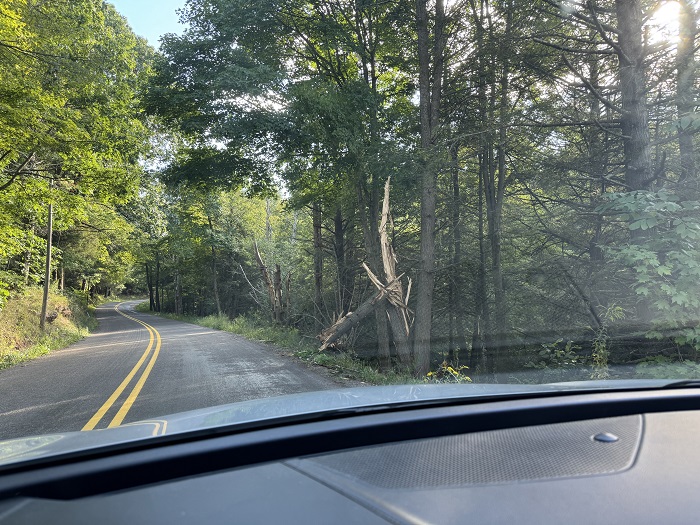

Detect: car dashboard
[0,387,699,524]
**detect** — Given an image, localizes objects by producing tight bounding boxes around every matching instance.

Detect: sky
[109,0,187,47]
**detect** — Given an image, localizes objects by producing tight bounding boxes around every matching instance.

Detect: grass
[134,303,418,386]
[0,287,97,370]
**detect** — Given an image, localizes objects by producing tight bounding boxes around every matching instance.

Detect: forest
[1,0,698,381]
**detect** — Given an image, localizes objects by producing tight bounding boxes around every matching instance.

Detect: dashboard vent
[304,415,642,489]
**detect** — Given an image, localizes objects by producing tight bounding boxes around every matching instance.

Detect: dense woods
[1,0,698,380]
[0,1,150,304]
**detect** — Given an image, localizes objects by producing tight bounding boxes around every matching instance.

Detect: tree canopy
[0,0,153,303]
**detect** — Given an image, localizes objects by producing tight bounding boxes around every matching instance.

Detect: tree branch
[585,0,628,60]
[0,152,35,192]
[533,37,615,55]
[562,55,623,114]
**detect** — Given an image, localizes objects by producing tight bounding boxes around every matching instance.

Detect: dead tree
[318,179,413,368]
[254,241,290,323]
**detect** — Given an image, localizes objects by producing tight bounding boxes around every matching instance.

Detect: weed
[525,339,587,383]
[591,305,625,380]
[425,361,472,383]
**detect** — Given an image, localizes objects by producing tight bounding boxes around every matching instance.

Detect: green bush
[524,339,588,383]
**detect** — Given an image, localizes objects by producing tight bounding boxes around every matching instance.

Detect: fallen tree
[318,178,414,368]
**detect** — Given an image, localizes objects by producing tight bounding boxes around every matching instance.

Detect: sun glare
[648,1,681,43]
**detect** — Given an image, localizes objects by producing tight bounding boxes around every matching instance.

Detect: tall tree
[676,0,697,182]
[413,0,448,375]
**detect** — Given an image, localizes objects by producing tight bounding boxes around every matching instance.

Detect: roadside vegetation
[0,287,96,370]
[134,302,417,385]
[0,2,149,368]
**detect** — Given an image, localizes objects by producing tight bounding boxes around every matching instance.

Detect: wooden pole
[39,181,53,331]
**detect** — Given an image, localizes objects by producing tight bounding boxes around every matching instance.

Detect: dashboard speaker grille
[305,415,642,488]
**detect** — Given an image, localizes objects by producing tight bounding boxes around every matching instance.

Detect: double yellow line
[82,303,162,431]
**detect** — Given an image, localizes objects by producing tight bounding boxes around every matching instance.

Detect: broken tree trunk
[318,291,389,351]
[317,178,413,368]
[254,241,276,311]
[274,264,283,322]
[373,177,412,366]
[254,241,288,323]
[317,270,406,351]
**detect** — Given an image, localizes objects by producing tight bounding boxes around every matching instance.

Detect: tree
[139,0,700,379]
[0,1,154,310]
[413,0,447,375]
[676,0,697,182]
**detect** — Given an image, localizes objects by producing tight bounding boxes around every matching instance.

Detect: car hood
[0,379,676,468]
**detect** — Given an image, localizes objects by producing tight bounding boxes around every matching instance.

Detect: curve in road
[82,303,162,430]
[0,301,340,440]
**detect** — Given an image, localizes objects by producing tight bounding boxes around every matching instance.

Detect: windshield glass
[0,0,698,457]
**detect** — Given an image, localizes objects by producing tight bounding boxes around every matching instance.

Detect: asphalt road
[0,301,341,440]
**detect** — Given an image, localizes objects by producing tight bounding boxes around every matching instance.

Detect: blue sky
[109,0,187,47]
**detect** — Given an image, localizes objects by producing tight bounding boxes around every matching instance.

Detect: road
[0,301,341,440]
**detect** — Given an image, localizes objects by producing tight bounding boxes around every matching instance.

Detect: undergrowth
[0,287,97,370]
[134,304,417,385]
[635,355,700,379]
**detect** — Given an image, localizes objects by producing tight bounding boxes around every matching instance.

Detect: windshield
[0,0,698,454]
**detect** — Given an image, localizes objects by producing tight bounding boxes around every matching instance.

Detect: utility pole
[39,178,53,331]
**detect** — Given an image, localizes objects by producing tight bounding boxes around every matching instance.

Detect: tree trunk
[469,0,490,377]
[450,145,467,363]
[471,0,503,378]
[39,198,53,331]
[616,0,652,192]
[448,254,454,363]
[588,43,605,264]
[676,0,696,182]
[472,151,490,375]
[320,180,412,361]
[333,205,352,317]
[253,241,286,323]
[375,179,412,368]
[155,252,161,313]
[312,202,323,328]
[354,5,391,371]
[615,0,653,322]
[374,306,391,370]
[357,181,391,370]
[413,0,446,376]
[265,199,273,241]
[488,3,512,369]
[586,43,609,312]
[274,264,283,323]
[146,263,155,311]
[319,292,389,351]
[23,225,34,285]
[175,269,183,315]
[207,216,222,315]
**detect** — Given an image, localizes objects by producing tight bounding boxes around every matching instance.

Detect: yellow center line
[120,419,168,436]
[108,322,162,428]
[81,303,162,431]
